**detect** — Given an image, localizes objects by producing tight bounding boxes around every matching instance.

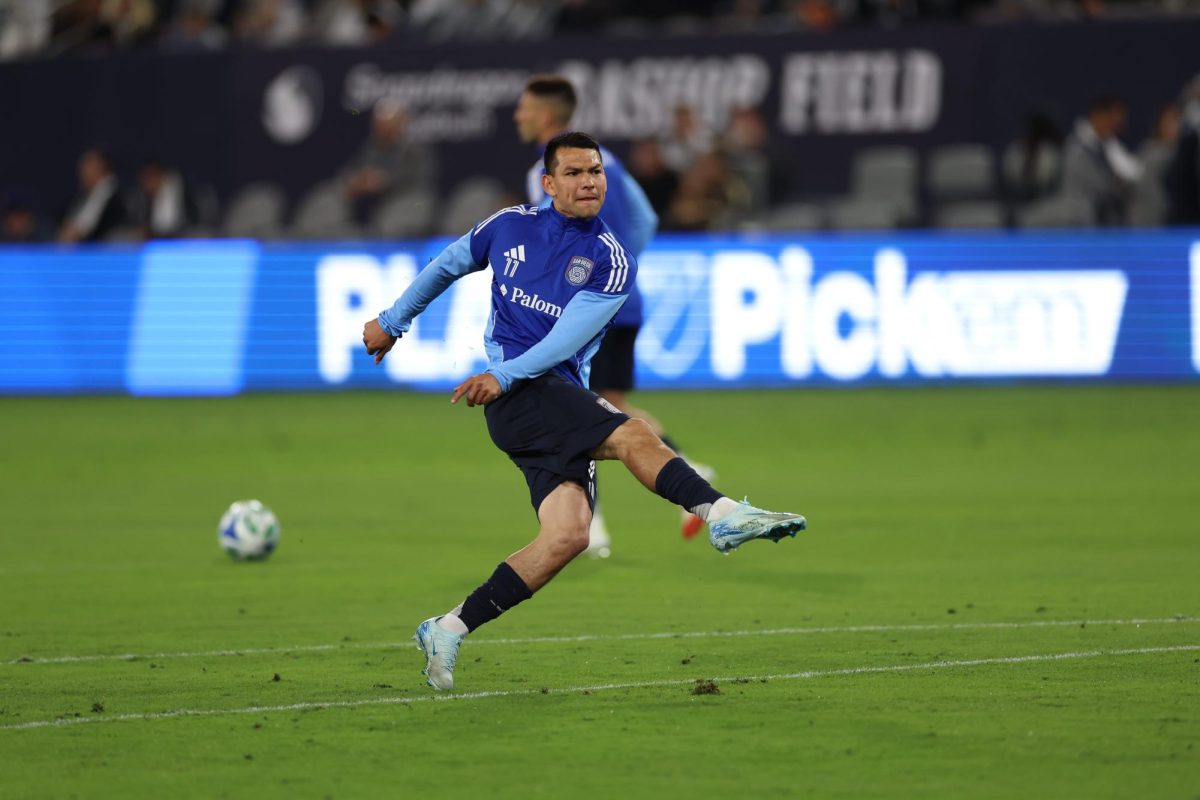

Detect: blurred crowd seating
[1,0,1198,61]
[7,85,1195,245]
[2,1,1199,242]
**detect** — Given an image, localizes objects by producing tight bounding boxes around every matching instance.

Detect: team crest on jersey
[566,256,594,286]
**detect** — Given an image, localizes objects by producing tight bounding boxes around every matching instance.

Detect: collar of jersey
[544,201,602,233]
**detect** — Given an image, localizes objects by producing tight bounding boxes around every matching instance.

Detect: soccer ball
[218,500,281,560]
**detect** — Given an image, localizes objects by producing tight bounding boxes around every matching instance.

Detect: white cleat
[709,498,806,554]
[413,616,465,690]
[586,509,612,559]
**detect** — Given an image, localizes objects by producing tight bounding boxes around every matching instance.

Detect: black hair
[544,131,603,175]
[524,74,577,124]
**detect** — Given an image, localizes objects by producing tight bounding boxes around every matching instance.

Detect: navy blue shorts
[484,372,630,514]
[588,325,638,393]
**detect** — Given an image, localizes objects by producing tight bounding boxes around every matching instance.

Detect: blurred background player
[513,73,714,557]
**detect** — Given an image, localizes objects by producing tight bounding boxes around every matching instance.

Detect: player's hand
[362,318,399,365]
[451,373,502,407]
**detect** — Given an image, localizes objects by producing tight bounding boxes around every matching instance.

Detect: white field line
[5,616,1194,666]
[2,644,1197,732]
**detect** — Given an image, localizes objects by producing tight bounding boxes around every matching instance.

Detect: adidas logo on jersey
[502,244,526,277]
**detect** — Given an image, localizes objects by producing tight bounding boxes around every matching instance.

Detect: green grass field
[1,385,1198,798]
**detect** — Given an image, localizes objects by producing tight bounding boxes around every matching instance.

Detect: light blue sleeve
[486,290,628,392]
[377,233,483,336]
[616,170,658,256]
[526,161,547,206]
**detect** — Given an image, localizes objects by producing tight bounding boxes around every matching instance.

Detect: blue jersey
[377,203,637,391]
[526,145,656,328]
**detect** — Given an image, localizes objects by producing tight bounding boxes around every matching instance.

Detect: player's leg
[592,325,713,539]
[591,418,807,553]
[415,376,616,690]
[586,329,637,557]
[413,482,590,691]
[597,387,666,436]
[506,481,592,589]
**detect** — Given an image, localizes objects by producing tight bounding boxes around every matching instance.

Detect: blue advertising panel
[1,231,1197,395]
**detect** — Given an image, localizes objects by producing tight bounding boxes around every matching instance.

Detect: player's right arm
[365,231,486,363]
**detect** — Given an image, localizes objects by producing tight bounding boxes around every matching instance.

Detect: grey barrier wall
[2,19,1198,216]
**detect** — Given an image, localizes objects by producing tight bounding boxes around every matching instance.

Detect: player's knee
[615,417,658,456]
[546,520,589,559]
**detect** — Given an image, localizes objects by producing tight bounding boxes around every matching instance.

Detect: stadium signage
[1,233,1195,394]
[1193,243,1200,373]
[336,48,939,144]
[341,63,529,141]
[563,55,772,137]
[699,248,1125,381]
[778,49,942,135]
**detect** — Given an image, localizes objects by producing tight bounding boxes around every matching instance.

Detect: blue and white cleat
[709,499,807,554]
[413,616,465,690]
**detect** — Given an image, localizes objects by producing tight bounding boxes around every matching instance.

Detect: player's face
[513,92,546,144]
[543,147,606,219]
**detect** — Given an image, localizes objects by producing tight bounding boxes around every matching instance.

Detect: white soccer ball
[218,500,281,561]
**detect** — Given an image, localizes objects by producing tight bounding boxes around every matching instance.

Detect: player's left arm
[364,231,484,364]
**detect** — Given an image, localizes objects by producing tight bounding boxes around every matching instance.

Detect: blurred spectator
[1166,74,1200,225]
[312,0,403,46]
[234,0,308,47]
[0,0,52,60]
[665,150,745,231]
[49,0,157,55]
[340,100,438,223]
[785,0,844,30]
[127,161,203,239]
[721,106,776,221]
[1059,94,1140,226]
[160,0,229,51]
[714,0,777,31]
[408,0,485,41]
[49,0,115,54]
[660,104,715,173]
[0,189,53,243]
[500,0,560,37]
[408,0,557,41]
[58,147,126,243]
[1002,109,1063,204]
[1130,101,1179,226]
[104,0,157,48]
[626,139,679,219]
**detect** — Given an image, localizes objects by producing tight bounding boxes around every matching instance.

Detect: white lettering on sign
[316,253,490,383]
[779,50,941,135]
[316,245,1130,387]
[699,247,1126,380]
[562,55,771,139]
[341,64,528,142]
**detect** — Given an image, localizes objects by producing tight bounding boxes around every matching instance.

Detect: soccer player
[362,132,806,691]
[514,74,712,553]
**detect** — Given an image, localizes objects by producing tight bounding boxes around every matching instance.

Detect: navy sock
[654,456,721,511]
[456,562,533,632]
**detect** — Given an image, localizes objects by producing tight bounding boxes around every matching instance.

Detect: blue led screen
[1,231,1197,395]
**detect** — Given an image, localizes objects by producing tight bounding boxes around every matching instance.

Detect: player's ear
[541,171,555,198]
